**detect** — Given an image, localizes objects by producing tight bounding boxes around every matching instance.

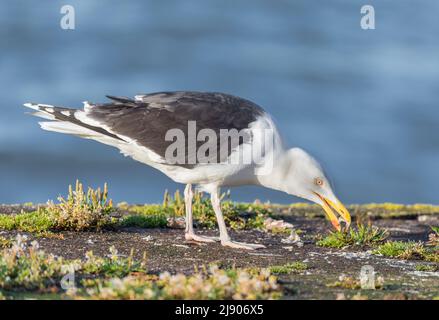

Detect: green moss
[23,202,34,207]
[415,264,438,272]
[287,203,439,219]
[0,215,15,230]
[120,214,167,228]
[269,262,308,274]
[373,241,439,262]
[127,204,174,216]
[123,190,271,231]
[316,224,388,248]
[352,203,439,219]
[0,211,54,234]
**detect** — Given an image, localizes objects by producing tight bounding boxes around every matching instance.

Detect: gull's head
[283,148,351,231]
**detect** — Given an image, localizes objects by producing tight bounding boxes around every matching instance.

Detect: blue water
[1,0,439,204]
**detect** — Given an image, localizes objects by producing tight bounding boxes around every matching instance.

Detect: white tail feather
[39,121,95,137]
[39,121,123,147]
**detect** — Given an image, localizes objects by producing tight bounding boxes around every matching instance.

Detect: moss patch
[269,262,308,274]
[415,264,438,272]
[120,214,168,229]
[286,203,439,219]
[0,211,54,234]
[120,190,271,231]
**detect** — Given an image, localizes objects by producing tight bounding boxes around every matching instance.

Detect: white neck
[255,149,292,193]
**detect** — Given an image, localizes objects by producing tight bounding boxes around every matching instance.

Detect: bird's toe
[185,233,220,243]
[220,240,266,250]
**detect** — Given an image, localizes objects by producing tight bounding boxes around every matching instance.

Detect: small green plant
[47,180,114,231]
[82,247,147,277]
[317,223,388,248]
[373,241,438,262]
[415,264,438,272]
[269,262,308,274]
[0,236,12,248]
[373,241,423,258]
[427,226,439,246]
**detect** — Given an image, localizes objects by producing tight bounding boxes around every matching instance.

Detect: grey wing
[87,92,265,167]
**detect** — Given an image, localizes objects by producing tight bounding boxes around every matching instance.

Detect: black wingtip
[106,95,135,104]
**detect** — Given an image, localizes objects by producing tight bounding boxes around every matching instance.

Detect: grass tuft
[316,223,388,248]
[373,241,438,262]
[415,264,438,272]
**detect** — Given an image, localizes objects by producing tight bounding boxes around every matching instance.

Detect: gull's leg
[184,184,219,243]
[210,187,265,250]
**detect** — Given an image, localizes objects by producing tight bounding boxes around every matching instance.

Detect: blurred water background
[1,0,438,204]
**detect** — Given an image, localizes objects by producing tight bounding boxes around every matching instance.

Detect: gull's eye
[314,178,324,186]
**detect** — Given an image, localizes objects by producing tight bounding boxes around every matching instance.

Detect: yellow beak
[314,193,351,232]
